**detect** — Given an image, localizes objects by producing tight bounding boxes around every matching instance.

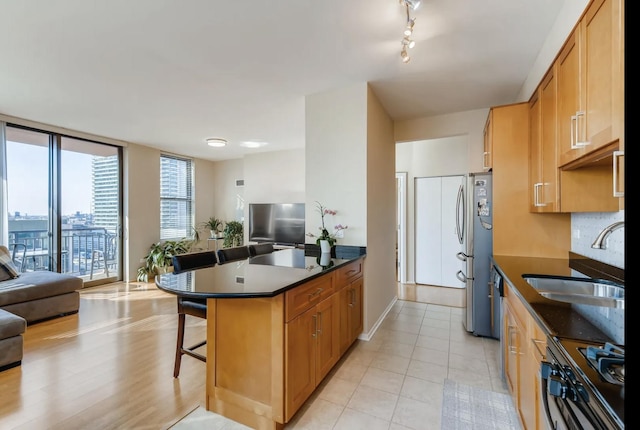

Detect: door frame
[396,172,407,283]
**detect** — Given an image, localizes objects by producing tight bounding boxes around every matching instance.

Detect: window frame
[159,154,194,241]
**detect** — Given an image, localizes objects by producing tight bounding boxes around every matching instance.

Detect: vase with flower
[306,201,348,253]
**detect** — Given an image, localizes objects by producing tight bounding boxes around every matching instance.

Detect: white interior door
[415,177,442,285]
[441,175,465,288]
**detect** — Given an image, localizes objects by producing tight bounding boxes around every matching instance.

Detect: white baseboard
[357,296,398,342]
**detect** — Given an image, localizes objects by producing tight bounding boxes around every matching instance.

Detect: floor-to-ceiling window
[2,123,123,284]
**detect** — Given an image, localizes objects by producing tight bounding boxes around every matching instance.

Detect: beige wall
[364,85,397,337]
[305,82,397,338]
[124,144,219,280]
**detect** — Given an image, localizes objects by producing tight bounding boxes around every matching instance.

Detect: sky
[6,142,92,216]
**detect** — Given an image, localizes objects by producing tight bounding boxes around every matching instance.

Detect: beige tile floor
[172,299,509,430]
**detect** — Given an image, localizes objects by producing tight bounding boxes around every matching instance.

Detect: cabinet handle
[483,151,490,169]
[572,111,589,148]
[508,325,517,354]
[349,288,355,307]
[613,150,624,197]
[533,183,544,207]
[346,269,357,275]
[308,288,323,301]
[531,338,546,360]
[312,314,317,338]
[317,311,322,336]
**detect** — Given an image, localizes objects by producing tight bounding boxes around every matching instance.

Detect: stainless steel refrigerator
[456,172,494,338]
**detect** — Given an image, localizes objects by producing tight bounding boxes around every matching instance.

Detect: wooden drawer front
[285,274,334,321]
[336,260,363,288]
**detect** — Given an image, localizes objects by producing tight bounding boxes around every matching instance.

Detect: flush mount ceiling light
[398,0,419,63]
[206,137,227,147]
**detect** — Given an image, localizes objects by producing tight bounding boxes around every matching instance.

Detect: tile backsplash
[571,210,625,345]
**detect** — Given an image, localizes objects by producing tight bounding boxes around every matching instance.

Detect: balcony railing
[8,228,117,277]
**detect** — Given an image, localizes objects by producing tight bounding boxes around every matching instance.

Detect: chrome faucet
[591,221,624,250]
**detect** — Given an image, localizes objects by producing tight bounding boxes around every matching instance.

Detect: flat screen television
[248,203,305,246]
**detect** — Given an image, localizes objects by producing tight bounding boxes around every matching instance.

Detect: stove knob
[548,374,567,398]
[540,361,554,380]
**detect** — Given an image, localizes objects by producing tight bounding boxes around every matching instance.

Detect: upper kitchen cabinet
[529,68,559,213]
[556,0,624,173]
[483,110,493,171]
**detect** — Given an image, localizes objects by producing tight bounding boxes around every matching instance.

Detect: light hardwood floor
[1,281,509,430]
[0,281,207,430]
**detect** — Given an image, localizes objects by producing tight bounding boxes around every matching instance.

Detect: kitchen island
[156,247,365,430]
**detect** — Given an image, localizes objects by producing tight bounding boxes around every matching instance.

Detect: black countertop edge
[156,250,367,299]
[569,252,624,285]
[304,244,367,259]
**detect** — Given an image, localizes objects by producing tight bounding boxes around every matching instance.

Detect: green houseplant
[202,217,225,238]
[222,220,243,248]
[136,238,195,282]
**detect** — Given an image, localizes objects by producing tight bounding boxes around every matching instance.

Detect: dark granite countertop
[492,253,624,344]
[155,246,366,299]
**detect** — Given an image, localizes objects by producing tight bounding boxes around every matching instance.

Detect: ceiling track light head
[404,0,421,10]
[402,36,416,49]
[400,47,410,63]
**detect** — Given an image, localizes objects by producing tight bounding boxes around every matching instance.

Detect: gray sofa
[0,271,82,323]
[0,271,82,370]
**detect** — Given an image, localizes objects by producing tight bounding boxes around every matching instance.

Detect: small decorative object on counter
[306,201,348,248]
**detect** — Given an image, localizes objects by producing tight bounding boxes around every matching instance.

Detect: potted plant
[136,238,196,282]
[222,220,244,248]
[306,201,348,252]
[202,217,225,238]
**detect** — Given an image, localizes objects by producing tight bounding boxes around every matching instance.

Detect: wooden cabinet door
[557,0,623,166]
[348,277,363,345]
[530,68,559,213]
[315,294,340,382]
[529,91,543,211]
[540,68,559,212]
[582,0,621,152]
[519,328,536,430]
[483,110,493,170]
[503,300,519,402]
[285,306,317,419]
[339,286,351,355]
[556,29,582,167]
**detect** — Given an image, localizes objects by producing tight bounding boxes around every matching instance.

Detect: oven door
[540,366,569,430]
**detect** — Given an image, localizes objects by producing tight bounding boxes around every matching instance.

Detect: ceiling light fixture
[206,137,227,147]
[398,0,418,63]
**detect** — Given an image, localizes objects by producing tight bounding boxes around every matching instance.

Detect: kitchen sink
[522,274,624,309]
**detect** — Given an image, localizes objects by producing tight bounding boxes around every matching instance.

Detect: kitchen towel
[441,379,521,430]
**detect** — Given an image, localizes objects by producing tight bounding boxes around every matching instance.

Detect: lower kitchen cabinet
[285,293,340,418]
[503,282,547,430]
[339,276,363,355]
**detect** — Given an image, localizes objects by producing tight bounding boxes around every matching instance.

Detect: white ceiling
[1,0,564,162]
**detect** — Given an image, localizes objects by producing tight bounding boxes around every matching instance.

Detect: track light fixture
[398,0,418,63]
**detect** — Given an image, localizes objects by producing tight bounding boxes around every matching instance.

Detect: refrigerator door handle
[455,183,465,244]
[456,270,467,283]
[456,251,469,261]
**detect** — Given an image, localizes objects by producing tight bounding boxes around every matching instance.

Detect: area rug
[441,379,521,430]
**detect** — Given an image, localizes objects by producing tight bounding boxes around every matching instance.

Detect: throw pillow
[0,245,21,279]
